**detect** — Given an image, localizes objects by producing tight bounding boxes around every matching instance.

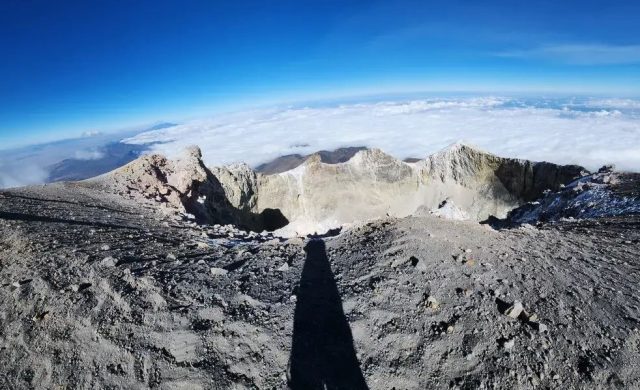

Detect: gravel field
[1,182,639,389]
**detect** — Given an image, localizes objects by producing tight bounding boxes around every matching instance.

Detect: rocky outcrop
[90,143,587,235]
[507,166,640,224]
[88,146,288,231]
[245,144,585,234]
[88,146,210,216]
[420,143,586,201]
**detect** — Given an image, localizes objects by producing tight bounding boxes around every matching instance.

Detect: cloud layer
[498,44,640,65]
[124,97,640,172]
[0,131,135,188]
[0,146,104,188]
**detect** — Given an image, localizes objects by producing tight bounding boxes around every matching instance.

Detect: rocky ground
[1,180,639,389]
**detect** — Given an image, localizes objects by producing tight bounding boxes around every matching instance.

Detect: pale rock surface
[89,143,585,236]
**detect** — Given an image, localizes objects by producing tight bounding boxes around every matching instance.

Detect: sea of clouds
[124,96,640,172]
[2,96,639,189]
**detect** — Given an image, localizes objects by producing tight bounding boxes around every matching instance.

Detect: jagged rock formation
[89,145,208,208]
[88,146,287,232]
[88,143,585,235]
[508,166,640,224]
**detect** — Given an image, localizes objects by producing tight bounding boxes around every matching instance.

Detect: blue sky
[1,0,639,148]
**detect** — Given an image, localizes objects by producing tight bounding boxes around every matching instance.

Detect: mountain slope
[0,182,638,389]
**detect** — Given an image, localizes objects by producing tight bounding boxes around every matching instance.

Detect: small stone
[426,296,440,309]
[598,164,615,173]
[100,244,110,251]
[410,256,427,271]
[100,256,117,267]
[505,300,524,319]
[503,338,515,350]
[34,311,49,321]
[210,267,228,277]
[277,263,290,272]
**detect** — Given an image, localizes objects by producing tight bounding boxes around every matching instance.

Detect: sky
[1,0,640,148]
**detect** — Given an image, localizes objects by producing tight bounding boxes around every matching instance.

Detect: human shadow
[288,239,369,390]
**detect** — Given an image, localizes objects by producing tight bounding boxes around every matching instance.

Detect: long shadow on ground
[288,239,368,390]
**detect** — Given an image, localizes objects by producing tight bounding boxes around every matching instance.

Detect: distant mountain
[145,122,178,131]
[255,146,368,174]
[46,142,150,182]
[45,123,177,183]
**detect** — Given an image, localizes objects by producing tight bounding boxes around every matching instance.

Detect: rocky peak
[89,144,589,235]
[419,142,497,183]
[87,145,210,213]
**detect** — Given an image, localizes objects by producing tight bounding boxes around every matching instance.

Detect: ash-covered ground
[1,180,639,389]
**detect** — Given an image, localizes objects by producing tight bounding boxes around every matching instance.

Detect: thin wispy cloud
[497,44,640,65]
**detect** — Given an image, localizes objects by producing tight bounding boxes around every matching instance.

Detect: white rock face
[239,144,583,235]
[89,143,585,235]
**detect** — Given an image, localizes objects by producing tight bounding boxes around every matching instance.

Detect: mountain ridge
[87,142,586,235]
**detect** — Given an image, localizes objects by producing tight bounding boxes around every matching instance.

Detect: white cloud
[0,160,49,189]
[74,148,105,160]
[0,132,126,188]
[124,97,640,172]
[497,44,640,65]
[585,98,640,109]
